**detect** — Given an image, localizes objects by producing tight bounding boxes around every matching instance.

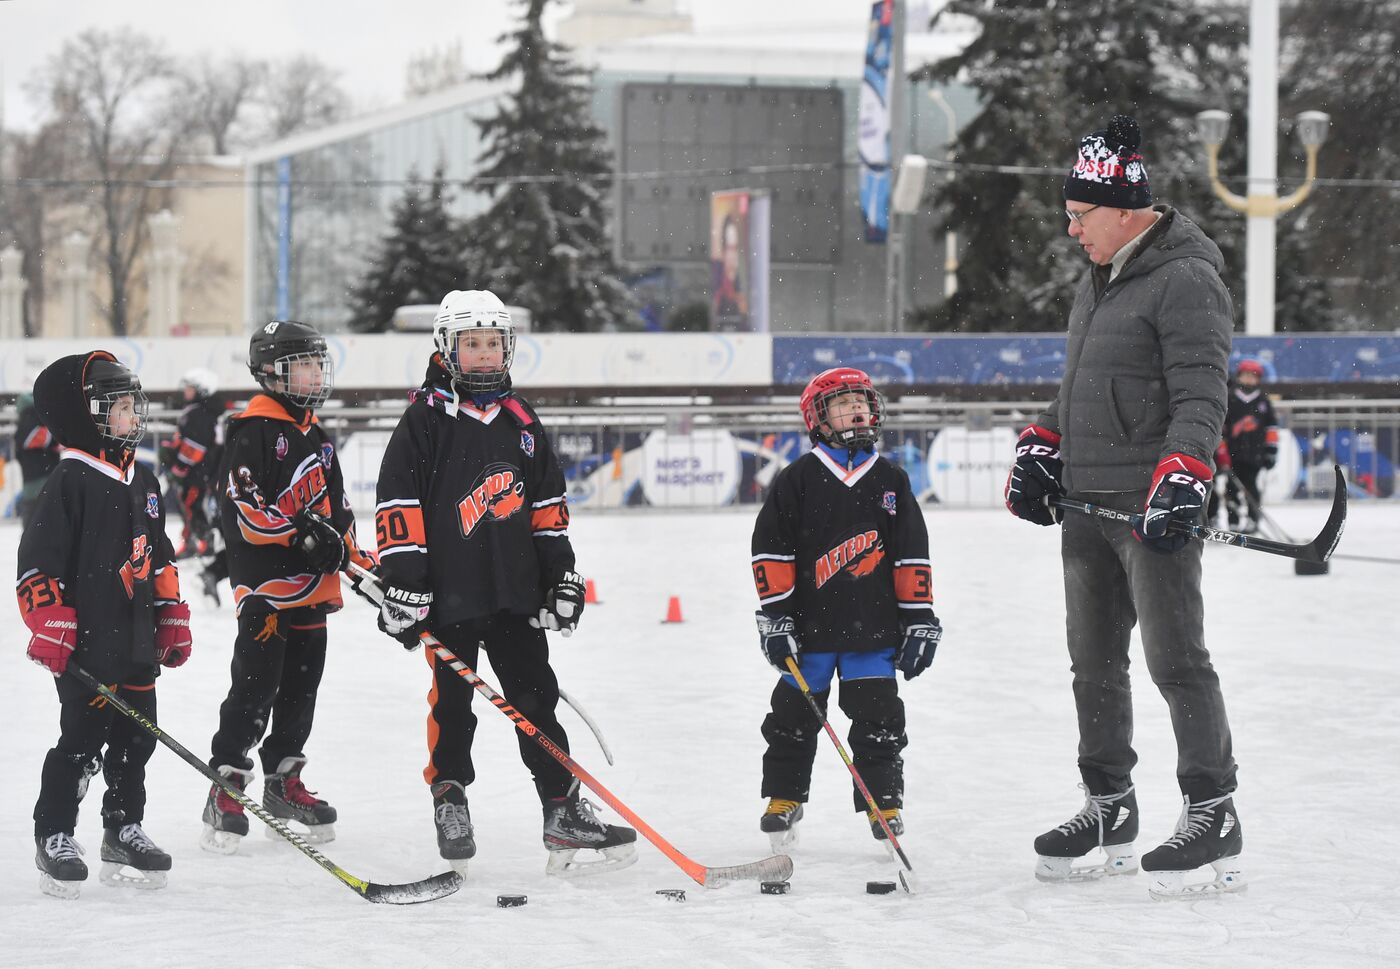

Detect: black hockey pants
[34,669,158,837]
[424,614,574,804]
[760,677,907,812]
[210,606,327,775]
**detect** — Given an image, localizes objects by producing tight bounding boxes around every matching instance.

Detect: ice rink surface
[2,500,1397,969]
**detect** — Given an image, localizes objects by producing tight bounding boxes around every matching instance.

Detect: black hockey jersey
[1224,387,1280,466]
[751,446,935,653]
[17,352,181,687]
[16,396,60,484]
[162,395,226,485]
[217,394,373,616]
[375,356,575,628]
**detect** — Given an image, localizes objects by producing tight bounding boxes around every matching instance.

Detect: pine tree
[348,168,470,333]
[915,0,1252,332]
[466,0,633,332]
[1280,0,1399,330]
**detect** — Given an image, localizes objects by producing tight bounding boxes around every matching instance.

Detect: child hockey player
[19,352,193,898]
[751,367,943,850]
[161,368,230,603]
[201,321,375,853]
[372,289,635,877]
[1222,359,1281,533]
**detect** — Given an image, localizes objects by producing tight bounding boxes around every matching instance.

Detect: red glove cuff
[1151,452,1214,491]
[1019,425,1062,446]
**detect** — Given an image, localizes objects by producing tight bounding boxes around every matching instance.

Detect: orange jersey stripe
[751,558,796,600]
[530,502,569,533]
[16,571,65,617]
[894,564,934,604]
[376,504,427,553]
[153,563,181,603]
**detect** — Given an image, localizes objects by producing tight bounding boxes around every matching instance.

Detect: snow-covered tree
[348,168,471,333]
[466,0,633,332]
[915,0,1254,332]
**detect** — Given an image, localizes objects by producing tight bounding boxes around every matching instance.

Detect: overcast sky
[0,0,889,134]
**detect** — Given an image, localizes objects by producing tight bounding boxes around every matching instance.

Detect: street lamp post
[1194,0,1329,335]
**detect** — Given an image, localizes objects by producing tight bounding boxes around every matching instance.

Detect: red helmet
[1236,359,1265,379]
[799,367,884,449]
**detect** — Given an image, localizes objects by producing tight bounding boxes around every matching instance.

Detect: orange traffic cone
[661,595,684,624]
[585,579,601,605]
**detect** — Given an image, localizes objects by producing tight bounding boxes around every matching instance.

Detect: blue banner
[858,1,893,244]
[772,334,1400,386]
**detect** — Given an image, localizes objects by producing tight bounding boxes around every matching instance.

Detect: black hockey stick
[1234,471,1400,567]
[65,663,461,904]
[348,562,793,888]
[783,657,919,895]
[1051,465,1347,564]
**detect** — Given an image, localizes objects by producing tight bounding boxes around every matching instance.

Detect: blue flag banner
[858,1,894,244]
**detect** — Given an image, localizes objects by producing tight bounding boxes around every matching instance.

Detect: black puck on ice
[866,881,898,895]
[760,881,790,895]
[497,894,528,908]
[656,889,687,902]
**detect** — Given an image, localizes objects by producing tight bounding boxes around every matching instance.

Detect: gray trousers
[1061,490,1237,799]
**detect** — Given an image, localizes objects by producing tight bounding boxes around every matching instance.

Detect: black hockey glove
[1263,439,1279,470]
[1135,453,1212,554]
[529,571,586,637]
[896,618,942,681]
[293,509,348,574]
[378,584,433,650]
[756,611,799,673]
[1005,426,1065,526]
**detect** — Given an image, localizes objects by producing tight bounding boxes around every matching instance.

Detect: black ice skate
[1142,794,1244,899]
[542,790,638,877]
[200,765,254,855]
[263,757,337,844]
[1033,785,1139,882]
[35,833,88,900]
[431,780,476,876]
[868,807,905,858]
[99,823,171,890]
[760,798,804,852]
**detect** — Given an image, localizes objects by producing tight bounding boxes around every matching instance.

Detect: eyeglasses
[1065,205,1101,225]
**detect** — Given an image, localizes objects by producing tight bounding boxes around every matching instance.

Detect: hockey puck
[656,889,686,902]
[760,881,790,895]
[866,881,898,895]
[496,894,528,908]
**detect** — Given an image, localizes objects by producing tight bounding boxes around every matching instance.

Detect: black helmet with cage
[247,320,333,412]
[83,356,149,451]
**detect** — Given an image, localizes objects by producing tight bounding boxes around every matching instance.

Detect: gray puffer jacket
[1036,206,1232,493]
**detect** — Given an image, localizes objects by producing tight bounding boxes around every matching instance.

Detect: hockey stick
[1051,465,1347,564]
[65,663,461,905]
[782,657,920,895]
[347,562,791,888]
[558,686,615,766]
[1233,471,1400,567]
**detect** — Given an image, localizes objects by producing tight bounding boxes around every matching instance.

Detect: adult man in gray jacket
[1005,115,1243,899]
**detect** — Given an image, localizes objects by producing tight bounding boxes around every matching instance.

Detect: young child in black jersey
[19,352,193,898]
[372,289,635,878]
[750,367,944,849]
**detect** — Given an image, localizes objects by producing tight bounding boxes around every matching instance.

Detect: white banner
[0,333,774,394]
[640,429,742,507]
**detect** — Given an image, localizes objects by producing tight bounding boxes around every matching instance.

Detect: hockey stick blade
[66,664,461,905]
[346,561,790,889]
[1052,465,1347,564]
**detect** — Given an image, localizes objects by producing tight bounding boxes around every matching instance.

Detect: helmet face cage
[809,384,885,448]
[261,348,333,409]
[435,324,516,394]
[85,371,149,450]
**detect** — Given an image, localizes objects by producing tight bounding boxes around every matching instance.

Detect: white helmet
[433,289,516,394]
[181,367,219,399]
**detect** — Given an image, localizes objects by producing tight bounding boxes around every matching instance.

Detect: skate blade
[99,862,168,890]
[897,869,921,895]
[199,824,244,856]
[448,858,471,878]
[1035,848,1139,883]
[545,843,639,878]
[1148,857,1245,900]
[263,820,336,844]
[39,873,83,900]
[766,827,799,853]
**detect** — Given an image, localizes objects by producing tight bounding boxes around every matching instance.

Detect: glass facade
[249,73,975,333]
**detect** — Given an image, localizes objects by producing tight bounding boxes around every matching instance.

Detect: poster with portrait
[710,190,770,332]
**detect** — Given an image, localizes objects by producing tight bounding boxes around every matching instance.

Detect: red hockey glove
[25,604,79,676]
[155,602,193,668]
[1005,426,1065,526]
[1135,453,1212,554]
